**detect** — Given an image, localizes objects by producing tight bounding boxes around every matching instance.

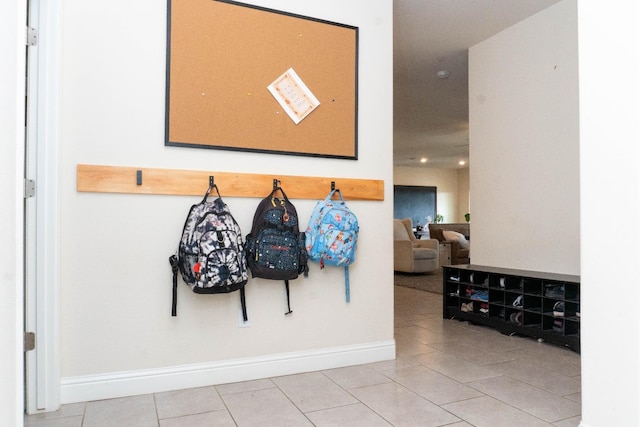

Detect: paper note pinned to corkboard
[267,68,320,125]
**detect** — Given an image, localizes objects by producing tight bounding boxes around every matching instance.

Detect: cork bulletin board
[165,0,359,159]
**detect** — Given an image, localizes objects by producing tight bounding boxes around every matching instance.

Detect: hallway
[25,285,581,426]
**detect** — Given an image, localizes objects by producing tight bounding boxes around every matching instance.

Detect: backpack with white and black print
[245,183,308,315]
[305,189,359,302]
[169,181,248,319]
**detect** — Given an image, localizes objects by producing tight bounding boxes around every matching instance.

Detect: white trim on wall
[24,0,61,414]
[60,340,396,404]
[1,0,28,423]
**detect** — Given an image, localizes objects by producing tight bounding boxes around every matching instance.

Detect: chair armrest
[394,240,413,253]
[413,239,439,251]
[448,240,470,262]
[448,240,462,255]
[394,240,414,272]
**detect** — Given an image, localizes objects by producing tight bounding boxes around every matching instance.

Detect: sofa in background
[394,218,439,273]
[428,223,470,265]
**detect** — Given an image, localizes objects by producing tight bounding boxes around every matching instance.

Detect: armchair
[393,218,439,273]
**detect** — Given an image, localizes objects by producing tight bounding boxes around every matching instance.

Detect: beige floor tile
[564,391,581,403]
[366,355,422,373]
[467,376,581,423]
[552,415,583,427]
[24,402,85,426]
[414,351,501,383]
[349,382,461,427]
[394,334,438,357]
[459,327,535,352]
[215,378,275,395]
[221,387,312,426]
[305,403,392,427]
[442,395,552,427]
[272,371,357,412]
[394,290,441,316]
[83,394,158,427]
[438,329,493,346]
[155,386,225,420]
[500,342,581,377]
[427,340,518,365]
[394,325,455,345]
[159,410,236,427]
[488,359,581,396]
[394,318,423,328]
[322,364,393,389]
[394,314,429,328]
[412,314,472,334]
[24,416,84,427]
[386,364,484,405]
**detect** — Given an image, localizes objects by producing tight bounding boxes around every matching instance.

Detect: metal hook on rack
[203,175,220,201]
[330,180,343,200]
[273,178,281,190]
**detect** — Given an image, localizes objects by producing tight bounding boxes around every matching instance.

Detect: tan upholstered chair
[393,218,439,273]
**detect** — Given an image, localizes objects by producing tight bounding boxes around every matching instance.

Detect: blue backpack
[305,189,359,302]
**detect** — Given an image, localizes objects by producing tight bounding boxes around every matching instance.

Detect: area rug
[394,268,443,294]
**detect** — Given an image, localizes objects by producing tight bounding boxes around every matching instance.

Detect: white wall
[578,1,640,426]
[394,166,469,223]
[55,0,394,403]
[469,0,580,275]
[456,168,470,222]
[0,0,26,425]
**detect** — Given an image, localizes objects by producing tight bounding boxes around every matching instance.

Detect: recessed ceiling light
[420,158,428,163]
[437,70,450,79]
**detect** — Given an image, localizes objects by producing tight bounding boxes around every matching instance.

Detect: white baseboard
[60,340,396,404]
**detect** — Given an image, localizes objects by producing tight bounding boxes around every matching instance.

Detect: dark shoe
[510,312,522,325]
[553,318,564,332]
[553,301,565,317]
[545,284,564,298]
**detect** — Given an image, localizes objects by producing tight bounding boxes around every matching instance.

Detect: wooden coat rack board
[77,164,384,201]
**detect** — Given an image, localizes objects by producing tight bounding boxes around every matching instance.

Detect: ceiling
[393,0,561,168]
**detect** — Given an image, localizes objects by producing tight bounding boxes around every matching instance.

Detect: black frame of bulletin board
[165,0,359,159]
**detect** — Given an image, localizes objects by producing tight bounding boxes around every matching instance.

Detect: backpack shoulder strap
[344,266,350,303]
[169,255,179,316]
[240,287,248,321]
[284,280,293,315]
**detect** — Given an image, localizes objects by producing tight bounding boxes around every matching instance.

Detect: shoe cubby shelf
[443,265,580,353]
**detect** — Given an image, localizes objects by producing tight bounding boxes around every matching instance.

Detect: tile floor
[25,284,581,426]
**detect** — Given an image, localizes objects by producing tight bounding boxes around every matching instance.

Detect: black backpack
[169,179,248,320]
[245,183,308,314]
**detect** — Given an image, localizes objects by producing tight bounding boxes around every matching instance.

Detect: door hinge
[26,26,38,46]
[24,332,36,352]
[24,179,36,199]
